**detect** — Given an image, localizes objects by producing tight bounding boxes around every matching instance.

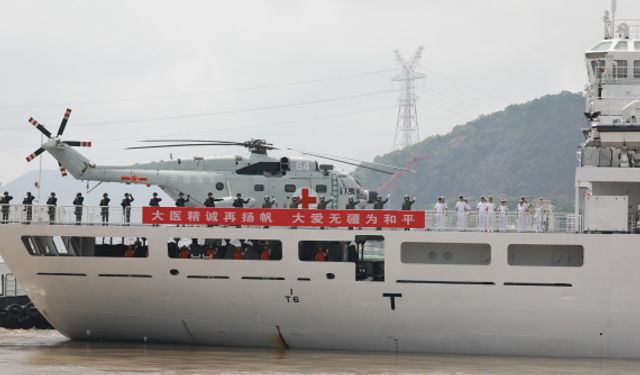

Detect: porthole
[326,273,335,280]
[428,251,437,260]
[443,251,452,261]
[215,182,224,191]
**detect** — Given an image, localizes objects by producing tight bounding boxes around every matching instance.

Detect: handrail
[0,204,584,233]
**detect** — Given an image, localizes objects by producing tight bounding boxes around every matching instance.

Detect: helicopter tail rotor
[25,108,92,177]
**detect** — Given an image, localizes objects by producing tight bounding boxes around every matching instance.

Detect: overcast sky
[1,0,639,184]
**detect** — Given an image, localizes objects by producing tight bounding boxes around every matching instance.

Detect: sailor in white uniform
[464,198,471,228]
[487,196,496,232]
[477,196,488,231]
[434,196,447,230]
[534,198,546,232]
[498,198,509,232]
[455,195,466,231]
[516,196,528,232]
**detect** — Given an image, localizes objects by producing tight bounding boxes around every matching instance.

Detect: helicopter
[25,108,412,208]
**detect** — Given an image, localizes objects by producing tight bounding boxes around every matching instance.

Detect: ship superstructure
[579,7,640,232]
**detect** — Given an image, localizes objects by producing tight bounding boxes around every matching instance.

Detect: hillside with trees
[352,91,585,211]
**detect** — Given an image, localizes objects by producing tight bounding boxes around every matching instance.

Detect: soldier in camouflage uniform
[317,196,332,209]
[373,195,390,209]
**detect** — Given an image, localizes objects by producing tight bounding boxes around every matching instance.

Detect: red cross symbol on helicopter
[297,187,317,209]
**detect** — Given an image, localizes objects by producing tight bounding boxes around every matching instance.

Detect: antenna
[611,0,617,37]
[392,46,424,150]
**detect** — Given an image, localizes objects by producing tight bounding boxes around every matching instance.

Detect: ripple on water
[0,330,639,374]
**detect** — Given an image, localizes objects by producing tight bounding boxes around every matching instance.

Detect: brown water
[1,329,639,374]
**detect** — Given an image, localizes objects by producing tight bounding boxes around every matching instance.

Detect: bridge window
[315,184,327,193]
[591,41,611,51]
[592,60,606,79]
[507,244,583,267]
[615,41,628,50]
[635,60,640,78]
[168,238,282,260]
[613,60,628,78]
[254,184,264,192]
[21,236,148,257]
[401,242,491,265]
[284,184,296,193]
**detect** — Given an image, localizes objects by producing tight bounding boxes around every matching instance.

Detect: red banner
[142,207,425,228]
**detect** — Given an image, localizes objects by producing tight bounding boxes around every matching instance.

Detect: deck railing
[0,204,583,233]
[424,211,581,233]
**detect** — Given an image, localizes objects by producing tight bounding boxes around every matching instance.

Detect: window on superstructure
[20,236,149,257]
[284,184,296,193]
[592,60,606,79]
[613,60,628,78]
[615,41,628,50]
[507,244,583,267]
[298,235,385,281]
[401,242,491,265]
[315,184,327,193]
[591,41,612,51]
[167,238,282,260]
[634,41,640,50]
[634,60,640,78]
[254,184,264,192]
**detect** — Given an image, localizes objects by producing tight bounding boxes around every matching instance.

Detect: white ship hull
[1,223,639,358]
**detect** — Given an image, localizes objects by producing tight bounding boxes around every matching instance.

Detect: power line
[3,105,398,149]
[418,87,488,118]
[0,89,395,131]
[0,68,397,109]
[418,65,505,107]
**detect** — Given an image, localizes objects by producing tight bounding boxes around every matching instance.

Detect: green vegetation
[353,91,585,211]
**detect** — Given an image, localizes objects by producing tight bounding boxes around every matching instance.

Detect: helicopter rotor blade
[63,141,92,147]
[125,143,225,150]
[139,139,243,144]
[297,153,393,175]
[27,117,52,138]
[287,149,415,173]
[26,147,45,162]
[57,108,72,136]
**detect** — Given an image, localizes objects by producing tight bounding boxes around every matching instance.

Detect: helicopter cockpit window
[236,162,281,176]
[284,184,296,193]
[315,185,327,193]
[215,182,224,191]
[254,184,265,192]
